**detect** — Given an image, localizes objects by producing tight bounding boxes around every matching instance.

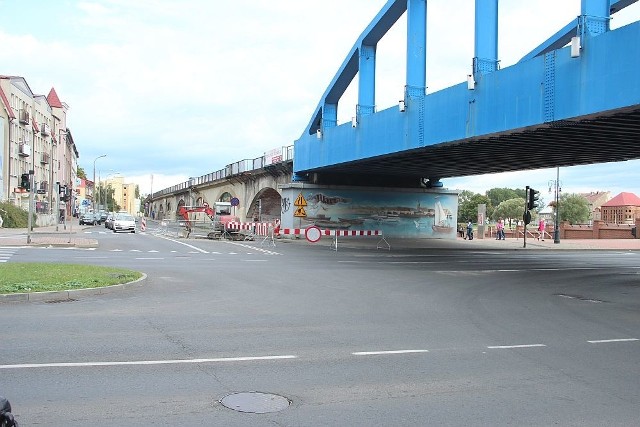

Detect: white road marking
[587,338,638,344]
[0,355,298,370]
[487,344,546,349]
[130,249,141,252]
[110,249,123,252]
[135,257,165,260]
[227,241,281,255]
[148,250,159,253]
[154,235,209,253]
[352,349,429,356]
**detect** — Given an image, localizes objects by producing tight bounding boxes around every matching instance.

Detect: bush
[0,201,32,228]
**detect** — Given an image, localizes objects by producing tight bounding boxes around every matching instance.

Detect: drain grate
[220,392,290,414]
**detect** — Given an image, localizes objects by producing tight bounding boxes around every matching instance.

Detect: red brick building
[600,192,640,224]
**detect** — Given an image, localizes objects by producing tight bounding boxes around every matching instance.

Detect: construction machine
[177,202,238,239]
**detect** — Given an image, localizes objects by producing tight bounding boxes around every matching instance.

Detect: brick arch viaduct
[147,152,293,223]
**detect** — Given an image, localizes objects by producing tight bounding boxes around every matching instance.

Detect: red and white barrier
[277,226,389,251]
[140,217,147,232]
[227,221,279,237]
[226,222,389,250]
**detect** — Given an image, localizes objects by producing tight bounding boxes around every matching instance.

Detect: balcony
[18,143,31,157]
[19,109,30,125]
[41,153,50,164]
[40,123,51,136]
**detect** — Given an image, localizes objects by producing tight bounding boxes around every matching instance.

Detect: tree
[458,192,491,224]
[492,197,527,225]
[558,193,590,224]
[486,188,522,210]
[77,166,87,180]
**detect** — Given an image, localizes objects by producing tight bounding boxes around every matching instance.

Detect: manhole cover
[220,392,290,414]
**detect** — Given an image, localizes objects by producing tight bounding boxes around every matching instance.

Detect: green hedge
[0,202,34,228]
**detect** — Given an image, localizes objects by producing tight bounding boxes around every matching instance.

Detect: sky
[2,0,640,200]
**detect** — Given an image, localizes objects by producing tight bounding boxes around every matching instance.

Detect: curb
[0,273,147,304]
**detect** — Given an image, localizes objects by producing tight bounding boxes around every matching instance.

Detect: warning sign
[294,206,307,217]
[294,193,307,207]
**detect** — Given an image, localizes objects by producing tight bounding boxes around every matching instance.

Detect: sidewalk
[0,224,638,250]
[291,234,640,251]
[0,224,98,248]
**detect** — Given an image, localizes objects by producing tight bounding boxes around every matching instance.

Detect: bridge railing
[152,144,294,199]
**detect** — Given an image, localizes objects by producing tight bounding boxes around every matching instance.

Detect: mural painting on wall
[293,189,457,238]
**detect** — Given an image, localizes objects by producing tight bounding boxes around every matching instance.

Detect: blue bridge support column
[580,0,611,39]
[405,0,427,98]
[357,44,376,122]
[473,0,499,77]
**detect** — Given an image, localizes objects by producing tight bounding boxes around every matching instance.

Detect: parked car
[104,213,114,229]
[99,210,108,223]
[112,212,136,233]
[79,211,100,225]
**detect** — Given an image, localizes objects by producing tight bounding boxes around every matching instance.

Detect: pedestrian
[537,218,545,241]
[466,220,473,240]
[496,217,505,240]
[458,224,465,238]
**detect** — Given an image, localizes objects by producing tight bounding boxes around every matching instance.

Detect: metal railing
[152,144,294,199]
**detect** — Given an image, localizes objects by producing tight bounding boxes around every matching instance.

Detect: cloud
[2,0,640,200]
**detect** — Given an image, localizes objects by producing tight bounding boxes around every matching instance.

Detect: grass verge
[0,263,142,294]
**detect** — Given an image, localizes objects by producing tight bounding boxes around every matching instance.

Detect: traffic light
[59,185,68,202]
[20,173,30,191]
[527,187,540,211]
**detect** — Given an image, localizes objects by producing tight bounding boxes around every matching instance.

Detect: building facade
[0,75,79,223]
[600,192,640,224]
[103,176,138,215]
[579,191,611,223]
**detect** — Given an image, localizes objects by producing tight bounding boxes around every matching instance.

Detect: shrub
[0,202,32,228]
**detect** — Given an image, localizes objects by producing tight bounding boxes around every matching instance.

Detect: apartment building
[103,175,138,215]
[579,191,611,222]
[0,75,79,220]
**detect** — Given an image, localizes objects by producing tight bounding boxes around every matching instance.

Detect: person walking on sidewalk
[537,218,546,241]
[496,217,505,240]
[466,220,474,240]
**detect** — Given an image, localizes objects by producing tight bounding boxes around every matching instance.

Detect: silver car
[112,212,136,233]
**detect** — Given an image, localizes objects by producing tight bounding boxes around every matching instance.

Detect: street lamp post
[548,167,561,244]
[92,154,106,211]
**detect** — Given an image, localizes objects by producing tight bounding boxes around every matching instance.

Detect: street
[1,226,639,426]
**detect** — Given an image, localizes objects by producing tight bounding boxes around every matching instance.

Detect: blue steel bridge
[292,0,640,188]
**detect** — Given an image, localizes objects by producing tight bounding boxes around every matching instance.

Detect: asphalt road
[1,226,639,426]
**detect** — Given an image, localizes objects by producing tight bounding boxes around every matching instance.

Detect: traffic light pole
[523,193,528,248]
[55,182,60,231]
[27,170,34,244]
[554,167,560,244]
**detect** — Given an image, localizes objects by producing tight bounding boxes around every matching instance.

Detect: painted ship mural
[296,192,456,237]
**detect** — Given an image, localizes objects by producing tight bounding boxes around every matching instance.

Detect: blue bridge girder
[293,0,640,187]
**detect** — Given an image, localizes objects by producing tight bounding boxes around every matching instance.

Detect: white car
[112,212,136,233]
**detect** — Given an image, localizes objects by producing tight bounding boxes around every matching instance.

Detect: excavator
[177,202,238,239]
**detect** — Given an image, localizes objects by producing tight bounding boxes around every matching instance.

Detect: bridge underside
[305,106,640,187]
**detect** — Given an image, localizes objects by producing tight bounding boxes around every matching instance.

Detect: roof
[0,84,15,119]
[579,191,610,204]
[601,192,640,207]
[47,87,63,108]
